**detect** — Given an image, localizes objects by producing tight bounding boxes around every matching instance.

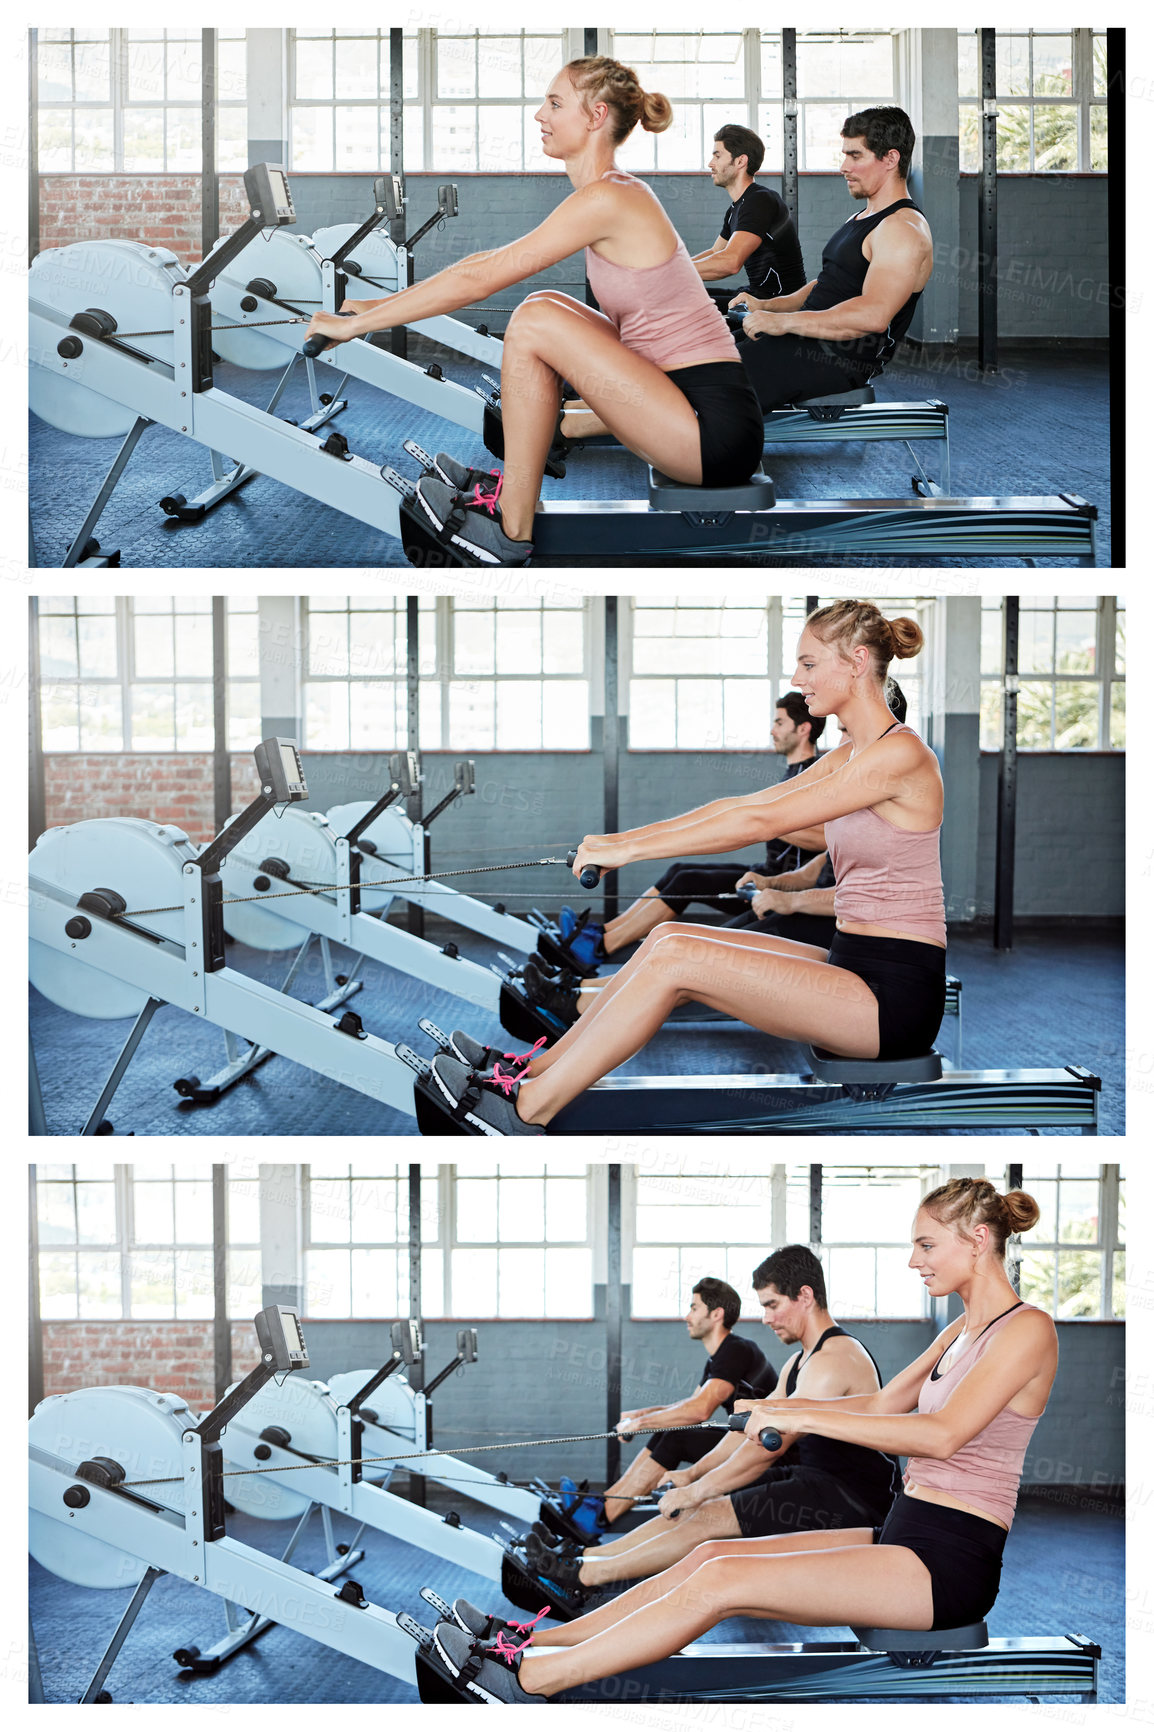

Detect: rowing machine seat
[808,1047,942,1085]
[647,465,776,513]
[852,1620,988,1665]
[792,385,876,420]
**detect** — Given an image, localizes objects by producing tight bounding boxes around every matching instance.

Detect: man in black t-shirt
[693,125,806,311]
[597,1276,773,1529]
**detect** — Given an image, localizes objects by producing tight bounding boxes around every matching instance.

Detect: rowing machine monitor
[566,850,602,890]
[253,737,308,804]
[382,173,404,224]
[391,1318,422,1363]
[255,1304,310,1373]
[244,162,296,228]
[728,1411,783,1452]
[437,184,459,220]
[422,1327,480,1399]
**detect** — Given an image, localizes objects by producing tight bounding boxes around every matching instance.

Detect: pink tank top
[583,171,740,370]
[904,1303,1046,1529]
[824,724,945,945]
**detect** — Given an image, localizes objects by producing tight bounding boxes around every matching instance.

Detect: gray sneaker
[414,475,532,567]
[432,1621,546,1703]
[450,1597,553,1643]
[447,1030,548,1073]
[429,1052,544,1136]
[431,452,503,492]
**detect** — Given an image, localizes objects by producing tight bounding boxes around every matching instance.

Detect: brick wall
[41,1320,253,1408]
[38,175,250,264]
[43,752,263,843]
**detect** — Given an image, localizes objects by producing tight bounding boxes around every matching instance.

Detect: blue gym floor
[28,340,1111,569]
[28,1482,1123,1704]
[29,920,1123,1136]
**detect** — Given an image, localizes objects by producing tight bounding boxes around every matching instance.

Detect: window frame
[979,596,1123,751]
[958,28,1107,174]
[36,27,247,174]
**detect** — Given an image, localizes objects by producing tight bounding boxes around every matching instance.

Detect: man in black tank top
[730,106,934,412]
[692,125,806,310]
[527,1247,898,1593]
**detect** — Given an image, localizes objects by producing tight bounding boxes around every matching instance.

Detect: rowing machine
[29,735,424,1131]
[410,1030,1099,1136]
[29,1305,422,1700]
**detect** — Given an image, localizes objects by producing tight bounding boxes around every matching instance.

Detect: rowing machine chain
[111,317,312,338]
[120,1418,715,1488]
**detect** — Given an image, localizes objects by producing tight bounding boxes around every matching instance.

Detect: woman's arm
[747,1311,1056,1461]
[736,853,829,894]
[576,732,933,877]
[306,180,620,342]
[731,279,817,314]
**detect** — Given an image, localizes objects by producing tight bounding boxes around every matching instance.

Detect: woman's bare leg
[576,1497,745,1586]
[519,1535,934,1695]
[496,292,708,540]
[560,400,612,440]
[525,921,830,1077]
[601,891,677,954]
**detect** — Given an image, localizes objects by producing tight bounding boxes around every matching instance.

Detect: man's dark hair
[776,689,826,744]
[752,1245,828,1309]
[884,677,908,723]
[714,124,765,177]
[693,1276,743,1330]
[841,106,916,180]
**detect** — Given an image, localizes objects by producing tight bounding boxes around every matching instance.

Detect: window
[303,1162,593,1318]
[958,29,1107,172]
[1016,1165,1123,1319]
[790,31,896,171]
[37,597,260,754]
[303,596,591,752]
[612,33,751,174]
[289,30,565,172]
[304,1161,442,1320]
[979,596,1123,750]
[37,28,247,173]
[818,1165,940,1317]
[632,1161,812,1318]
[628,596,927,749]
[35,1164,255,1320]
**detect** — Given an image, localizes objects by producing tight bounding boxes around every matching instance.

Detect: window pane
[39,41,74,100]
[350,610,398,676]
[228,1177,261,1244]
[292,105,333,170]
[996,35,1030,96]
[307,1249,350,1316]
[1110,683,1125,748]
[39,109,74,171]
[996,107,1032,172]
[675,680,724,749]
[304,682,347,749]
[77,616,117,679]
[433,105,478,170]
[75,1182,117,1244]
[133,1181,174,1243]
[296,38,334,100]
[544,1247,592,1317]
[498,1178,545,1241]
[957,31,978,99]
[542,681,587,749]
[78,685,124,752]
[449,681,495,748]
[1056,1248,1101,1318]
[229,1247,262,1317]
[1058,1179,1099,1240]
[1032,34,1072,96]
[41,617,78,679]
[123,107,166,171]
[496,681,541,749]
[1090,104,1107,172]
[74,39,111,101]
[78,1250,123,1319]
[826,1246,877,1317]
[631,1245,682,1314]
[40,1251,79,1320]
[1017,682,1053,748]
[129,1249,174,1316]
[452,1247,497,1314]
[498,1248,543,1316]
[352,1248,398,1316]
[135,615,174,678]
[310,1177,352,1241]
[456,1179,499,1242]
[1018,1248,1053,1309]
[438,37,476,99]
[1113,1251,1125,1317]
[544,1178,588,1241]
[175,1249,214,1319]
[1033,106,1077,171]
[166,37,202,101]
[174,1180,214,1245]
[40,1185,77,1244]
[335,36,378,100]
[335,104,380,170]
[455,612,496,676]
[629,680,676,749]
[351,1174,402,1243]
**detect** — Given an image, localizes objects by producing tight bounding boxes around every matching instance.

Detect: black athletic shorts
[826,930,946,1061]
[647,1425,729,1471]
[732,1465,888,1538]
[736,330,879,413]
[875,1494,1006,1629]
[668,360,765,488]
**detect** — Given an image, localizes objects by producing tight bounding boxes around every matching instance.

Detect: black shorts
[668,361,765,488]
[646,1426,729,1471]
[736,330,881,413]
[732,1465,888,1539]
[653,861,754,918]
[875,1494,1006,1629]
[826,930,946,1061]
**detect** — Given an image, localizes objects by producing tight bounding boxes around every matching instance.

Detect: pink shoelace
[488,1038,545,1097]
[470,471,504,516]
[491,1606,551,1667]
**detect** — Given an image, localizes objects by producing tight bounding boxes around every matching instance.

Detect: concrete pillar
[259,1164,305,1311]
[897,28,960,347]
[247,28,288,165]
[258,596,302,740]
[927,596,981,923]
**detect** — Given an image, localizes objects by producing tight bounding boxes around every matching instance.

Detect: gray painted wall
[286,169,1108,345]
[300,1314,1123,1490]
[299,744,1123,922]
[976,751,1124,919]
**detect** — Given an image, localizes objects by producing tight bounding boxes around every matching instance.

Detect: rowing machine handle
[303,310,353,359]
[728,1411,782,1452]
[566,849,601,890]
